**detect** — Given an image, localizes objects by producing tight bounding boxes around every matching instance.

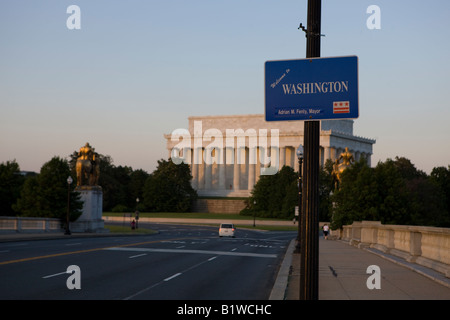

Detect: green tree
[143,159,197,212]
[0,160,25,216]
[388,157,447,226]
[242,165,298,219]
[331,157,450,228]
[243,162,335,221]
[430,165,450,226]
[406,176,448,227]
[14,157,82,221]
[248,173,274,216]
[128,169,150,211]
[13,175,40,216]
[331,158,378,228]
[373,158,410,225]
[319,160,335,222]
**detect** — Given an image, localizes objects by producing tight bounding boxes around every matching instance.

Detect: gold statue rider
[332,147,354,189]
[75,143,100,187]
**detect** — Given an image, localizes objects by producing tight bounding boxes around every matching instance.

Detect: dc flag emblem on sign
[333,101,350,114]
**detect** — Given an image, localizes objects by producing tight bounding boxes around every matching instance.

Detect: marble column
[191,148,198,189]
[233,148,240,190]
[198,148,205,190]
[248,146,256,191]
[218,148,226,189]
[293,147,299,172]
[255,147,261,185]
[324,146,331,164]
[204,148,212,190]
[280,147,286,168]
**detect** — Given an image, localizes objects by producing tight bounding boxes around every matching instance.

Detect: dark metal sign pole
[300,0,321,300]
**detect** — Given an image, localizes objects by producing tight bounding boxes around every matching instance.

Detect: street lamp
[135,198,140,229]
[295,145,303,253]
[65,176,73,235]
[253,200,256,227]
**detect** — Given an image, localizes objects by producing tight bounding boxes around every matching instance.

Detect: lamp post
[65,176,73,235]
[135,198,140,229]
[295,145,303,253]
[253,200,256,227]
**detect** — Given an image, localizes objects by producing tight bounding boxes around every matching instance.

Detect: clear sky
[1,0,449,174]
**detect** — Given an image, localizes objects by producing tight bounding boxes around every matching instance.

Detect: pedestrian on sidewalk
[322,224,329,240]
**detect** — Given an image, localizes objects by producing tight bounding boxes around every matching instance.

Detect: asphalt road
[0,223,295,300]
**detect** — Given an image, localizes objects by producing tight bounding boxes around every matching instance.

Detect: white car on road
[219,223,235,237]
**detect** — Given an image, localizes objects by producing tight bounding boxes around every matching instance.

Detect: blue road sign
[265,56,359,121]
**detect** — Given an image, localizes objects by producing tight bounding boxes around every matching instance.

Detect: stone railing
[332,221,450,278]
[0,216,63,233]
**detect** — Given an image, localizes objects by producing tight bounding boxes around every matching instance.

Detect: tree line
[330,157,450,228]
[0,153,197,222]
[241,157,450,228]
[0,158,83,223]
[2,152,449,228]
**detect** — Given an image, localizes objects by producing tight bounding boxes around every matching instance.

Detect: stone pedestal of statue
[71,186,108,233]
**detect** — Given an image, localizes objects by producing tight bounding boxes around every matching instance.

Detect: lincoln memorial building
[165,114,375,198]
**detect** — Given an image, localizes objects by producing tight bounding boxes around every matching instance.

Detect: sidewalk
[283,237,450,300]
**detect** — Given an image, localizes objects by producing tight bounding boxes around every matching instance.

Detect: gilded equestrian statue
[75,143,100,187]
